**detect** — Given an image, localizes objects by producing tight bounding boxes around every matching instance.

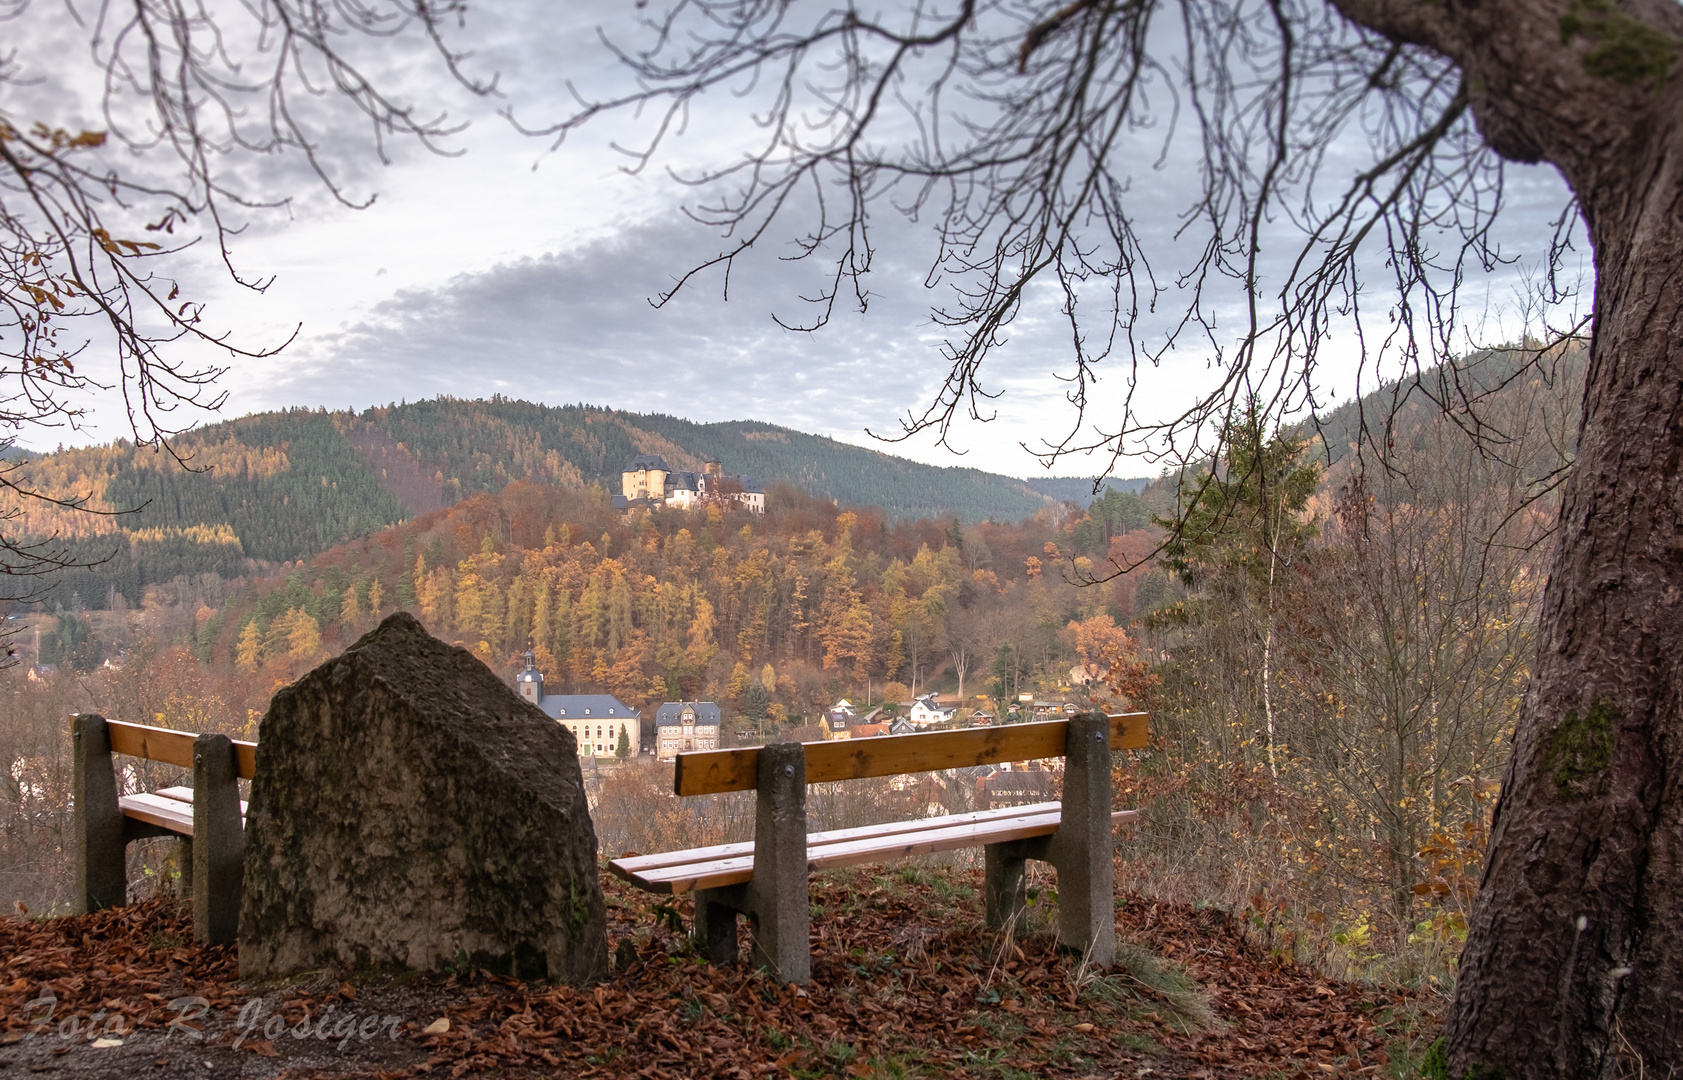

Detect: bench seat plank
[612,801,1066,878]
[617,808,1137,894]
[154,787,249,817]
[118,793,195,837]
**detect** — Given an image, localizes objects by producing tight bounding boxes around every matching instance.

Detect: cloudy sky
[8,0,1582,478]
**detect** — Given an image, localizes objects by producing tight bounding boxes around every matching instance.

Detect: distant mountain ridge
[1020,475,1154,503]
[8,398,1059,606]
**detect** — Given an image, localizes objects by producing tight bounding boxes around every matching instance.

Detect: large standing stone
[239,612,607,983]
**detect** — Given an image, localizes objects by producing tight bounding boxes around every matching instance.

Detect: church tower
[516,647,544,705]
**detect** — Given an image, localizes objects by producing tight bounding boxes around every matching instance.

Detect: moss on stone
[1559,0,1678,87]
[565,864,590,944]
[1544,698,1616,798]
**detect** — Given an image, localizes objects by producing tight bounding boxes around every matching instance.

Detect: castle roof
[624,453,671,473]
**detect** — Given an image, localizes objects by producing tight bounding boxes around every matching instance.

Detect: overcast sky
[8,0,1582,478]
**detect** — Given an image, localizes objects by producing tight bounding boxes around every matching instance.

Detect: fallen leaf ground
[0,864,1443,1079]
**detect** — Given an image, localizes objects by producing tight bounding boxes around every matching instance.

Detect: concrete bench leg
[744,742,810,984]
[1046,712,1116,967]
[985,835,1050,929]
[693,884,746,965]
[177,838,194,899]
[192,734,243,945]
[684,744,810,982]
[73,714,126,913]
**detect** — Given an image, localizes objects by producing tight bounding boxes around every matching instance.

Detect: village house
[819,699,889,740]
[514,649,642,759]
[908,693,957,728]
[820,698,856,740]
[974,760,1059,810]
[612,454,765,513]
[655,701,723,761]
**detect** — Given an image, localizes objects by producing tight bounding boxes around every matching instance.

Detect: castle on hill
[612,454,765,513]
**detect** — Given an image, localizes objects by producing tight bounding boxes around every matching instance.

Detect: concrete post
[692,884,746,964]
[744,742,810,983]
[177,838,194,898]
[984,842,1029,928]
[72,714,125,913]
[192,733,243,945]
[1049,712,1116,966]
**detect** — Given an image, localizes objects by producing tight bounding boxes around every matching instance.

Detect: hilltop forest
[7,400,1066,609]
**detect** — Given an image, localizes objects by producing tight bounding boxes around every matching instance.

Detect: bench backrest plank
[106,719,258,780]
[674,712,1148,796]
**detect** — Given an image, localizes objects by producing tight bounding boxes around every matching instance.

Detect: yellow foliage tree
[235,620,262,674]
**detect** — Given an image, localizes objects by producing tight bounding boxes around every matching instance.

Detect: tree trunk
[1441,84,1683,1078]
[1311,0,1683,1065]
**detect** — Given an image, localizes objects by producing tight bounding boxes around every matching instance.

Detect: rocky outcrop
[239,612,606,983]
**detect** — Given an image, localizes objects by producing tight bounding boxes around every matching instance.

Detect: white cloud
[7,0,1582,480]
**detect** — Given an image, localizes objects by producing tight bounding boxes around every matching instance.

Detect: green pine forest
[9,400,1076,608]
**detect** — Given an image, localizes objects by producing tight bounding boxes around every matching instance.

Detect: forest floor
[0,864,1444,1079]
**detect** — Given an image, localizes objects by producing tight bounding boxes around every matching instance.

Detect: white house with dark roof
[908,693,957,728]
[515,649,642,759]
[654,701,723,761]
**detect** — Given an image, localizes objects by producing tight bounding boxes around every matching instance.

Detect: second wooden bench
[71,713,253,944]
[611,710,1148,983]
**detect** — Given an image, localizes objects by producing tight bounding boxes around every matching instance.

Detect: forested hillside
[1020,475,1154,502]
[5,350,1573,992]
[8,400,1056,607]
[195,482,1158,728]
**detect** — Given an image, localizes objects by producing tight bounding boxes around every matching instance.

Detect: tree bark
[1443,123,1683,1076]
[1322,0,1683,1072]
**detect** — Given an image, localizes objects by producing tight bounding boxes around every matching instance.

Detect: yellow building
[515,650,642,759]
[613,454,765,513]
[621,454,670,502]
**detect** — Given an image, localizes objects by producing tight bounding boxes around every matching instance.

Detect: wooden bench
[610,710,1148,983]
[71,713,254,944]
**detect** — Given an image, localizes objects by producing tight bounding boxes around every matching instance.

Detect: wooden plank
[675,713,1149,796]
[611,803,1065,878]
[103,720,257,779]
[154,787,249,817]
[118,793,194,837]
[809,810,1141,874]
[626,810,1061,892]
[621,809,1138,894]
[106,721,195,769]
